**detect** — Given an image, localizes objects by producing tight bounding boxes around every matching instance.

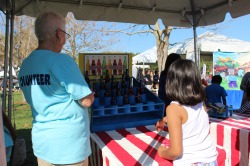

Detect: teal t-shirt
[18,50,92,164]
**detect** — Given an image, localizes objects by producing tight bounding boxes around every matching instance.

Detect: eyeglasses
[57,29,71,39]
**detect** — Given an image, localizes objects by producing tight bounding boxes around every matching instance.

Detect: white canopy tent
[133,46,157,64]
[136,32,250,64]
[132,46,157,76]
[169,31,250,60]
[1,0,250,115]
[0,67,17,78]
[6,0,250,66]
[1,0,250,164]
[132,65,150,78]
[2,0,250,27]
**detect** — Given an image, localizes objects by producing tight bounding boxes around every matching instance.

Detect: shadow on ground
[15,129,37,166]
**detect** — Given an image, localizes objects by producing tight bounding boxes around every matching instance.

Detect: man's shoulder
[205,84,214,88]
[220,86,227,93]
[216,84,225,90]
[56,52,71,58]
[206,84,223,90]
[31,50,71,58]
[54,53,74,63]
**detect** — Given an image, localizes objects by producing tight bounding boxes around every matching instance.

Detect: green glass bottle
[100,76,106,90]
[105,70,110,83]
[123,56,127,74]
[85,71,90,87]
[123,89,129,105]
[104,85,111,97]
[102,56,106,75]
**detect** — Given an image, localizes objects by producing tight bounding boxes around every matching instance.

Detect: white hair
[35,11,66,41]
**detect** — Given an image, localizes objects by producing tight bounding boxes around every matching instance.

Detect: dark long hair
[166,59,205,105]
[161,53,181,75]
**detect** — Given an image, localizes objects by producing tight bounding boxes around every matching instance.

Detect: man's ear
[55,29,60,39]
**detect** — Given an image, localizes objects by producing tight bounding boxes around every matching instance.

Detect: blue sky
[112,14,250,54]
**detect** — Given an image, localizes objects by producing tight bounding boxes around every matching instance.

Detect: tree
[64,13,119,61]
[0,31,4,66]
[0,13,121,66]
[117,21,173,73]
[0,13,37,67]
[13,15,37,66]
[149,21,172,73]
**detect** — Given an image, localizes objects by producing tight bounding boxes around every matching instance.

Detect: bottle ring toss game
[90,78,164,132]
[78,53,164,132]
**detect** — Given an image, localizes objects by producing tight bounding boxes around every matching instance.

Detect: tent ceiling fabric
[11,0,250,27]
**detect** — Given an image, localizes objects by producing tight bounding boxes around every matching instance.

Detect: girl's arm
[158,104,183,160]
[203,102,207,112]
[155,116,167,132]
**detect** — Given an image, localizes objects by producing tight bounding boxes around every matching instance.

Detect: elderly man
[18,11,95,166]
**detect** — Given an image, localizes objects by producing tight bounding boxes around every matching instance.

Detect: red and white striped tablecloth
[209,115,250,166]
[89,125,226,166]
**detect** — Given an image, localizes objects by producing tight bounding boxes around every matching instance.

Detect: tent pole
[2,6,10,115]
[143,57,145,75]
[193,25,198,66]
[8,0,15,119]
[190,0,198,66]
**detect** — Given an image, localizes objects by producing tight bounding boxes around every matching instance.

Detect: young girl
[155,59,218,166]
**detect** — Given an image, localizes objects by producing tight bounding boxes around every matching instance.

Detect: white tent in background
[135,32,250,64]
[132,46,157,64]
[0,67,17,78]
[132,47,156,77]
[168,31,250,60]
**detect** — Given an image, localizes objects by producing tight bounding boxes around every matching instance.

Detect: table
[209,115,250,166]
[89,125,226,166]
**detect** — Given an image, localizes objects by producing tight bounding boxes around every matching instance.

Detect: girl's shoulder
[167,102,183,113]
[167,102,188,124]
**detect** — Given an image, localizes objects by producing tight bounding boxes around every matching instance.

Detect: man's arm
[78,92,95,108]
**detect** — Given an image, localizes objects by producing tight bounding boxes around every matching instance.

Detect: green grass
[7,91,37,166]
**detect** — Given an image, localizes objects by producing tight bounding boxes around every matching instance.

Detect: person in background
[208,74,213,84]
[236,86,250,114]
[136,68,144,82]
[240,71,250,105]
[158,53,181,108]
[205,75,227,106]
[201,78,208,87]
[201,74,208,87]
[18,11,95,166]
[152,70,159,89]
[144,69,153,90]
[155,59,218,166]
